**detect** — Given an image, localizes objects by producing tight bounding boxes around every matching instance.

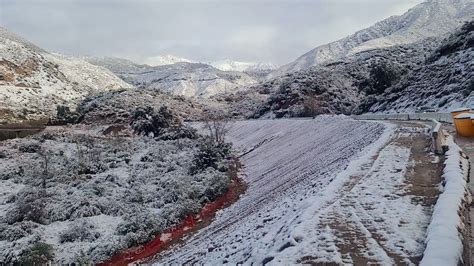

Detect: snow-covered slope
[153,118,441,264]
[142,54,194,66]
[0,27,131,123]
[274,0,473,76]
[249,19,473,118]
[210,60,277,72]
[83,56,149,74]
[87,57,258,98]
[369,20,474,113]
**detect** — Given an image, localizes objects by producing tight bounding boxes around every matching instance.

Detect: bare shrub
[38,148,53,189]
[74,135,105,175]
[203,110,230,145]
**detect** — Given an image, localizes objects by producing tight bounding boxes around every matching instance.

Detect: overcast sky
[0,0,423,65]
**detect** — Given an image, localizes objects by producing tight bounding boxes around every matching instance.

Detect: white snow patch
[160,233,172,242]
[420,135,470,266]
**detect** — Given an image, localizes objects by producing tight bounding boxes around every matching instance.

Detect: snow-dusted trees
[0,123,235,263]
[130,106,198,140]
[130,106,179,137]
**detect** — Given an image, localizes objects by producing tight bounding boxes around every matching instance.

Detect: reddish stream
[97,176,243,266]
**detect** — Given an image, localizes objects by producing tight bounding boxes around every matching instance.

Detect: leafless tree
[39,148,52,189]
[74,134,102,174]
[203,111,230,145]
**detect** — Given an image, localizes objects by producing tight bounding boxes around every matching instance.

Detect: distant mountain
[142,54,194,66]
[209,60,277,72]
[86,57,258,98]
[84,56,149,73]
[0,27,131,123]
[273,0,473,76]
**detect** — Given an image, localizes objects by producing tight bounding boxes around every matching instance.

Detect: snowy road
[153,117,436,265]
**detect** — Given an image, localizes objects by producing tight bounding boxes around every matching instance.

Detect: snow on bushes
[420,136,471,265]
[0,123,234,263]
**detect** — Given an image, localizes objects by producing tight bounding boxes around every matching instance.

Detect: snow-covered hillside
[87,57,258,98]
[273,0,473,76]
[210,60,277,72]
[153,118,440,264]
[369,20,474,113]
[0,27,131,123]
[249,18,473,118]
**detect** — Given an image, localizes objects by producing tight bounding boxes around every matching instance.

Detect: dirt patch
[304,122,443,264]
[396,133,443,206]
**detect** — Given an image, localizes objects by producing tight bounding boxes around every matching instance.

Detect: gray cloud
[0,0,423,65]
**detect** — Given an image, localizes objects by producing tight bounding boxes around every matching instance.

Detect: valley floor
[151,118,441,264]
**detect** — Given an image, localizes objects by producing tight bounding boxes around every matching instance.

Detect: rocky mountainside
[86,57,258,98]
[0,27,131,123]
[249,19,473,118]
[370,20,474,112]
[273,0,473,76]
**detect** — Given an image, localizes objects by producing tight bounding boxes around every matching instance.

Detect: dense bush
[189,141,232,174]
[6,187,46,224]
[19,242,54,265]
[157,125,198,140]
[0,221,37,241]
[59,220,99,243]
[130,106,179,137]
[18,141,41,153]
[49,105,82,125]
[366,61,403,95]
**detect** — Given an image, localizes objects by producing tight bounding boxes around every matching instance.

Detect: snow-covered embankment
[421,135,471,265]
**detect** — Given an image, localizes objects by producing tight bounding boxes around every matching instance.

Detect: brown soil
[300,121,443,265]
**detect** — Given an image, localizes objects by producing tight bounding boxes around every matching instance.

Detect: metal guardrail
[352,113,453,123]
[353,113,451,155]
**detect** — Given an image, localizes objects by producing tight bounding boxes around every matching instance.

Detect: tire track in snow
[290,125,438,265]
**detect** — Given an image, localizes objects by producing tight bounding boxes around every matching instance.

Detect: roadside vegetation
[0,105,235,264]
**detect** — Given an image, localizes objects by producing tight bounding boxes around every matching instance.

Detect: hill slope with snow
[369,20,474,113]
[273,0,473,76]
[248,19,473,118]
[87,57,258,98]
[0,27,131,123]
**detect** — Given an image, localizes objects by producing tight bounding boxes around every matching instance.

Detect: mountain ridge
[271,0,473,77]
